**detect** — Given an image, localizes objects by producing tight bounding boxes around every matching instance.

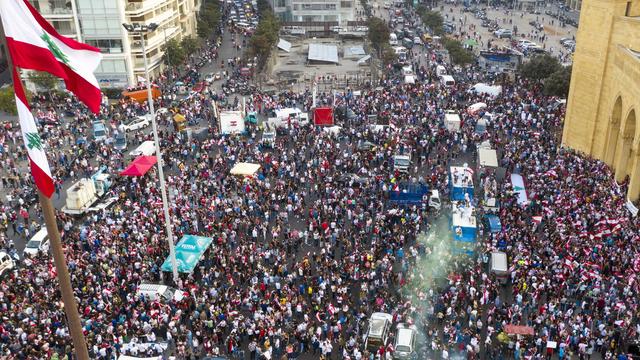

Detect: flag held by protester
[0,0,102,197]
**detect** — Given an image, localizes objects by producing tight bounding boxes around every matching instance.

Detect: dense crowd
[0,2,638,360]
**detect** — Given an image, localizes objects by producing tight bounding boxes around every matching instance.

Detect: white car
[122,115,151,132]
[0,251,15,276]
[23,235,50,257]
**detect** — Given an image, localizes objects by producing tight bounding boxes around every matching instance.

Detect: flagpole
[0,22,90,360]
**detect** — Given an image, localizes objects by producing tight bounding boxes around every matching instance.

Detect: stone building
[562,0,640,200]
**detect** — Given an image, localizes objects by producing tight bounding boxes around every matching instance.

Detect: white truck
[444,110,461,132]
[61,168,112,216]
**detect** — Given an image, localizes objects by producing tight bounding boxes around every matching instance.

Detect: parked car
[494,29,512,38]
[114,132,127,151]
[122,115,151,132]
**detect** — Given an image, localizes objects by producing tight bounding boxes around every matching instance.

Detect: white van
[136,283,185,302]
[491,252,509,284]
[439,75,455,87]
[394,323,418,359]
[365,312,393,351]
[389,33,399,46]
[23,228,50,257]
[129,141,156,157]
[436,65,447,77]
[401,66,414,76]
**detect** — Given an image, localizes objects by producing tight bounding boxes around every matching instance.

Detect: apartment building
[271,0,356,24]
[28,0,201,88]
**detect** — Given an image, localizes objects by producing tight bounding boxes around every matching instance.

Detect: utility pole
[123,22,179,283]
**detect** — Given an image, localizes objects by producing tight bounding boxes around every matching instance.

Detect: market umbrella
[464,38,478,47]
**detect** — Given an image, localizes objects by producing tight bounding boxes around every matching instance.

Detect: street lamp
[123,22,179,283]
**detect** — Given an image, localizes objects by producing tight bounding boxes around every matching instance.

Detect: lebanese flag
[0,0,102,113]
[12,68,54,196]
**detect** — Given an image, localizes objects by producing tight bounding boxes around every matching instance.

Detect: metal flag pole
[139,29,179,282]
[0,20,90,360]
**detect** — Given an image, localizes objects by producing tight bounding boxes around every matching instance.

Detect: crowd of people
[0,1,638,360]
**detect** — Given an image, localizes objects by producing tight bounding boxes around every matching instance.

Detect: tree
[28,71,58,90]
[0,87,17,115]
[443,38,474,66]
[197,0,221,39]
[367,17,390,56]
[543,65,572,97]
[518,54,561,82]
[181,36,201,55]
[163,38,186,65]
[247,0,280,69]
[381,44,397,66]
[417,6,444,35]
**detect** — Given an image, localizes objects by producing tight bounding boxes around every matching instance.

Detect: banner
[510,174,528,205]
[161,235,214,273]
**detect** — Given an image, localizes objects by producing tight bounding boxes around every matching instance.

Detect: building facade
[271,0,355,24]
[28,0,201,88]
[562,0,640,200]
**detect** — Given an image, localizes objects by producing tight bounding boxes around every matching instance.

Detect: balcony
[29,0,73,17]
[125,0,167,15]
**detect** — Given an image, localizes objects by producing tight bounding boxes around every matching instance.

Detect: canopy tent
[120,156,157,177]
[404,75,416,84]
[161,235,214,273]
[464,38,479,47]
[230,162,261,176]
[313,107,334,126]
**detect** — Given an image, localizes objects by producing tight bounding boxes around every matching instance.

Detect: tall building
[562,0,640,200]
[28,0,201,88]
[271,0,356,24]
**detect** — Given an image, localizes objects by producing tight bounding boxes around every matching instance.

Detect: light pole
[123,22,179,283]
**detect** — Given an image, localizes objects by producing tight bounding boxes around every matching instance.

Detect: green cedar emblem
[41,32,73,70]
[25,132,43,151]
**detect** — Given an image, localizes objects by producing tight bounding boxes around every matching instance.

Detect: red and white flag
[0,0,102,197]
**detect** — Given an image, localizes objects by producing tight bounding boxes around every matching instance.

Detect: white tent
[404,75,416,84]
[230,162,261,176]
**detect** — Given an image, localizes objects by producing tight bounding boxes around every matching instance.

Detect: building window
[341,1,352,7]
[293,4,299,10]
[86,39,124,54]
[277,0,286,7]
[325,4,336,9]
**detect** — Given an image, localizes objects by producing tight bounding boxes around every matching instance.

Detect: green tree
[367,17,390,56]
[181,36,201,55]
[518,54,561,81]
[247,0,280,69]
[28,71,58,90]
[163,38,186,65]
[0,87,17,115]
[543,65,572,97]
[381,44,397,66]
[443,38,474,65]
[197,0,221,39]
[417,6,444,35]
